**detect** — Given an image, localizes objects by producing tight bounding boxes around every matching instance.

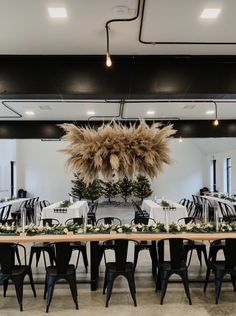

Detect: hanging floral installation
[59,120,176,183]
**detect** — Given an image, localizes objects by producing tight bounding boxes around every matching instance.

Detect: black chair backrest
[65,217,84,225]
[211,238,236,269]
[0,205,12,222]
[130,217,155,225]
[158,238,187,269]
[42,218,60,226]
[218,202,235,219]
[54,242,73,274]
[103,239,129,271]
[2,204,12,221]
[89,202,98,213]
[96,217,122,225]
[0,243,15,273]
[39,200,50,211]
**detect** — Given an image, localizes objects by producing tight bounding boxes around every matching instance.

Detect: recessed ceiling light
[206,110,215,115]
[48,7,68,18]
[87,111,95,115]
[146,111,155,115]
[200,8,221,19]
[25,111,35,116]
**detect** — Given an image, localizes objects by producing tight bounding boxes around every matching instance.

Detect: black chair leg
[149,244,158,274]
[27,268,37,297]
[126,273,137,306]
[196,248,202,265]
[202,247,208,266]
[46,277,56,313]
[15,246,21,265]
[44,276,47,299]
[204,266,211,292]
[81,247,88,272]
[14,277,24,312]
[180,270,192,305]
[134,246,140,269]
[67,275,79,309]
[215,272,223,304]
[46,247,56,266]
[230,273,236,291]
[105,274,115,307]
[103,270,108,294]
[35,249,41,267]
[3,279,8,297]
[160,271,170,305]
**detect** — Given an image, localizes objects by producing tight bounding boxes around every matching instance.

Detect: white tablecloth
[0,198,29,216]
[141,199,188,224]
[41,200,89,224]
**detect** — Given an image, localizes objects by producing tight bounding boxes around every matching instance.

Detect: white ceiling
[1,99,236,120]
[0,0,236,55]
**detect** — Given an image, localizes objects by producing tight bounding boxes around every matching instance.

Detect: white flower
[117,227,123,233]
[94,227,100,232]
[77,228,84,234]
[63,228,68,233]
[131,227,137,232]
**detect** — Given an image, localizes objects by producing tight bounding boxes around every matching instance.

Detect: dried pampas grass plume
[59,120,176,183]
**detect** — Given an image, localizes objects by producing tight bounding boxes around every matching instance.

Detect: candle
[215,208,219,232]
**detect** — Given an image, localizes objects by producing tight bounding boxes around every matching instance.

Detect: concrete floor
[1,203,236,315]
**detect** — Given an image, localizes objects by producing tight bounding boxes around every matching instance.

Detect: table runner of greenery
[1,221,236,236]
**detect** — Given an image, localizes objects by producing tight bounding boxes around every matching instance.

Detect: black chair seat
[46,264,76,276]
[160,261,187,272]
[106,261,134,272]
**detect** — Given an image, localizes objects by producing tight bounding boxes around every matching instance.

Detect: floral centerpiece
[59,200,71,208]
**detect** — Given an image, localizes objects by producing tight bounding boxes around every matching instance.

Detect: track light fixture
[213,102,219,126]
[106,52,112,67]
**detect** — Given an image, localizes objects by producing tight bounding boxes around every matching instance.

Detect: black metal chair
[218,201,236,222]
[43,242,78,313]
[96,217,122,266]
[156,238,192,305]
[26,197,39,224]
[28,217,58,267]
[204,239,226,292]
[103,239,137,307]
[0,243,36,311]
[87,202,98,225]
[205,238,236,304]
[177,217,208,267]
[130,217,158,272]
[0,204,12,224]
[65,217,89,272]
[11,200,28,226]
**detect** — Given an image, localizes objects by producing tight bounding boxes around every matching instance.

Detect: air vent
[183,104,196,110]
[38,105,51,110]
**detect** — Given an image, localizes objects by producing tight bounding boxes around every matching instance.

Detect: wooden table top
[0,232,235,243]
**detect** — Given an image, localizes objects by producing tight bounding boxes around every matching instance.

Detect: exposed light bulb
[106,52,112,67]
[179,137,183,143]
[213,119,219,126]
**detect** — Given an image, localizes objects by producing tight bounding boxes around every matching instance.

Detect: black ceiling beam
[1,55,236,99]
[1,120,236,139]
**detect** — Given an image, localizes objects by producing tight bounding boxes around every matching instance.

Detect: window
[211,159,217,192]
[225,158,232,195]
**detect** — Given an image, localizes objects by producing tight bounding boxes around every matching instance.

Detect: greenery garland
[1,221,236,236]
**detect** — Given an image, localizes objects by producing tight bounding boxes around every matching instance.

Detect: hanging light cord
[105,0,141,66]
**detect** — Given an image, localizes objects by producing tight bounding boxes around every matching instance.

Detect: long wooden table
[0,232,235,290]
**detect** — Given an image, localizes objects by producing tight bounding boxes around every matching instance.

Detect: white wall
[0,139,16,198]
[16,140,73,203]
[206,148,236,194]
[10,138,206,203]
[151,139,205,202]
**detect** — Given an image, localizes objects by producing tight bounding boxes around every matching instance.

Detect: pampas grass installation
[59,120,176,183]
